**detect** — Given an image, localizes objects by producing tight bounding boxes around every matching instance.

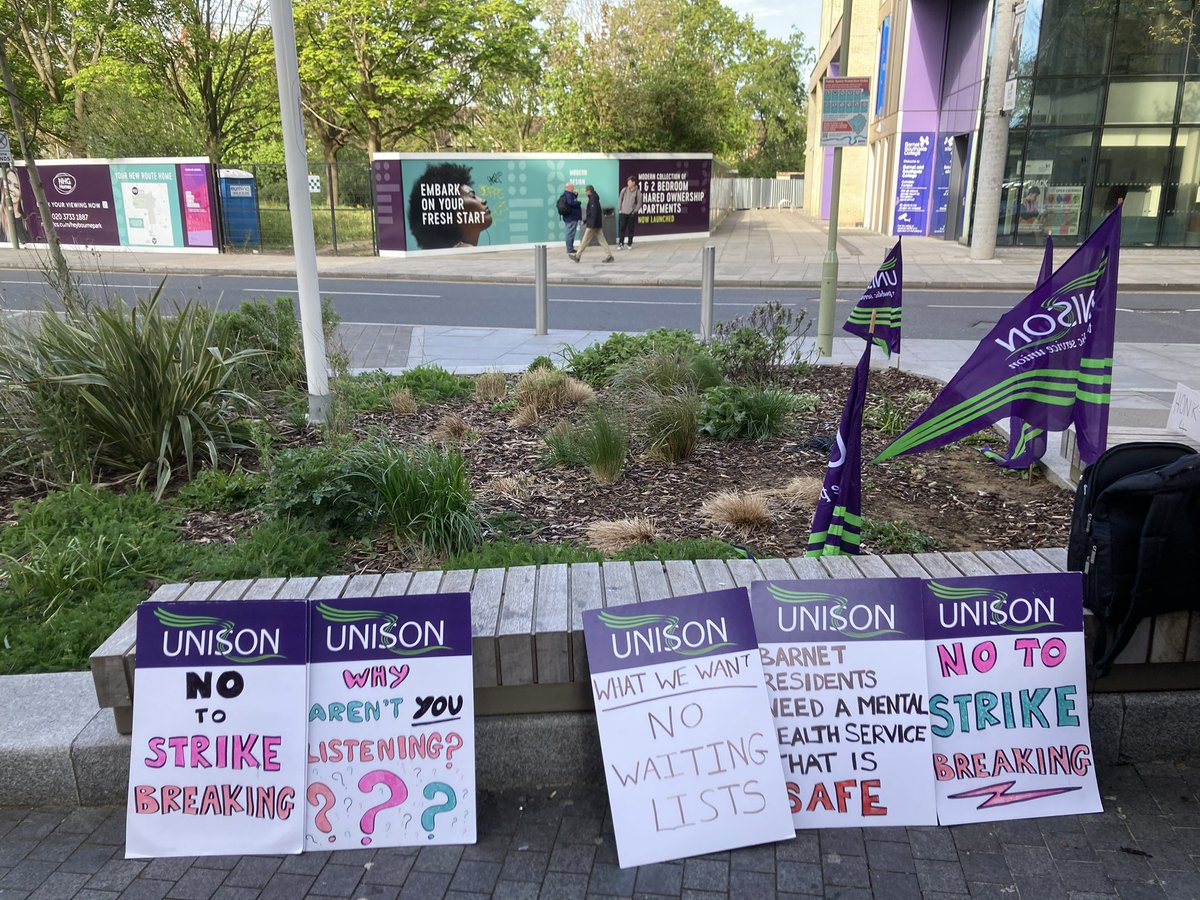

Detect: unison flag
[806,341,872,556]
[876,208,1120,466]
[844,240,902,356]
[981,236,1054,468]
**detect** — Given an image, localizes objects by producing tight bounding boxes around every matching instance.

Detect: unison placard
[751,579,937,828]
[583,588,794,868]
[306,593,475,848]
[126,600,309,858]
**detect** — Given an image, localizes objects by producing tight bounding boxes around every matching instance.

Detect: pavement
[3,209,1200,897]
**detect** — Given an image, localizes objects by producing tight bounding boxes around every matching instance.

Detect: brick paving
[2,761,1199,899]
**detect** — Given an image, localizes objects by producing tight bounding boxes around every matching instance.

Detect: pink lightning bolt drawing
[948,781,1082,810]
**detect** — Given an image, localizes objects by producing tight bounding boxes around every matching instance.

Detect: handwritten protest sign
[307,593,475,847]
[126,600,309,858]
[923,573,1101,825]
[584,588,793,868]
[751,579,937,827]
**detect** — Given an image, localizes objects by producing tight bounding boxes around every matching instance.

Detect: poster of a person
[406,162,493,250]
[0,168,28,244]
[1017,183,1047,236]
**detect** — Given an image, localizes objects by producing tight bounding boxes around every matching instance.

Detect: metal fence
[730,177,805,210]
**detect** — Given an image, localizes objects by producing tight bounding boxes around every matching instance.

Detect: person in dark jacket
[559,182,582,255]
[616,176,642,249]
[571,184,614,263]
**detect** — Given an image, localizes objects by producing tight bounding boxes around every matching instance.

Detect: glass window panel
[1013,129,1096,244]
[999,131,1028,240]
[1010,79,1033,127]
[1182,79,1200,119]
[1017,0,1044,77]
[1092,128,1173,244]
[1162,127,1200,244]
[1105,80,1180,123]
[1037,0,1115,76]
[1110,0,1194,74]
[1029,78,1104,125]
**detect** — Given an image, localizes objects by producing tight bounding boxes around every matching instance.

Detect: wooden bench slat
[470,568,506,688]
[244,577,286,599]
[1116,619,1153,665]
[787,557,828,579]
[533,564,571,684]
[439,569,474,595]
[376,572,413,596]
[1005,549,1058,574]
[1038,547,1070,571]
[276,576,319,599]
[310,574,350,599]
[1150,612,1191,663]
[850,555,893,579]
[180,581,223,600]
[941,551,995,577]
[912,552,962,578]
[695,558,734,591]
[726,558,763,589]
[663,560,703,596]
[819,556,862,579]
[878,553,928,578]
[497,566,538,686]
[343,574,382,598]
[757,558,797,581]
[632,560,671,601]
[569,563,603,683]
[407,570,444,594]
[210,579,253,600]
[973,550,1025,575]
[601,561,637,607]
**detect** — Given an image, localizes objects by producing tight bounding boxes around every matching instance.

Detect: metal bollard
[534,243,548,336]
[699,244,716,344]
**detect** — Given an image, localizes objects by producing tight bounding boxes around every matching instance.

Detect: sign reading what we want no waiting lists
[583,588,794,869]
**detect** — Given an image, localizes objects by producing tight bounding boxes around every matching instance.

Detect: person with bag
[571,184,614,264]
[557,182,582,256]
[616,176,642,249]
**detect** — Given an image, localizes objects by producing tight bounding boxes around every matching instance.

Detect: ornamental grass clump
[474,370,508,402]
[586,517,657,553]
[0,294,260,497]
[542,405,629,484]
[699,490,773,532]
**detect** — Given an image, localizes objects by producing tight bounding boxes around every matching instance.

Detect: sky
[723,0,822,53]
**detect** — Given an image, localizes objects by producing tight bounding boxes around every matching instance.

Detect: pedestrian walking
[557,182,582,255]
[617,176,642,249]
[571,185,614,264]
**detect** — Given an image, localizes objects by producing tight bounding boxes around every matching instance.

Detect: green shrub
[610,345,723,397]
[864,396,909,436]
[544,405,629,483]
[446,539,603,569]
[173,467,263,511]
[560,329,699,387]
[188,519,342,581]
[398,365,475,405]
[711,300,811,383]
[527,355,556,372]
[349,441,482,555]
[333,366,474,413]
[262,442,371,532]
[0,295,259,497]
[638,390,701,462]
[613,537,746,562]
[699,385,816,440]
[861,518,943,553]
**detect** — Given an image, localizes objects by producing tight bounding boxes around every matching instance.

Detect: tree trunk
[0,38,74,302]
[324,144,340,210]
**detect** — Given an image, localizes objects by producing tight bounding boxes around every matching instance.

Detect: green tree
[295,0,541,157]
[734,31,813,176]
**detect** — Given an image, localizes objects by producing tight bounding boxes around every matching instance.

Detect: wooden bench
[89,549,1200,736]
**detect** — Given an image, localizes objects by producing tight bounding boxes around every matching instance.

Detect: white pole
[971,0,1018,260]
[534,244,548,335]
[699,244,715,343]
[268,0,330,423]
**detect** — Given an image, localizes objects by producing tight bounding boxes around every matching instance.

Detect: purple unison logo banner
[307,593,475,848]
[617,158,711,237]
[877,208,1120,466]
[127,600,310,858]
[583,588,794,867]
[922,572,1102,825]
[844,240,902,357]
[751,579,937,828]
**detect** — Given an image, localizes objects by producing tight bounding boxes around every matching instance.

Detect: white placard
[1168,382,1200,443]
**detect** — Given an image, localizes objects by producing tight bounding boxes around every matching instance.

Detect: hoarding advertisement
[4,158,216,252]
[375,154,711,254]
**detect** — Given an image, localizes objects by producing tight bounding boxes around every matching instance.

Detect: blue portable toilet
[218,169,261,249]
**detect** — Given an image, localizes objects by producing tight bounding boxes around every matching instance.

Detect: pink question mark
[307,783,337,844]
[357,770,408,846]
[444,733,464,769]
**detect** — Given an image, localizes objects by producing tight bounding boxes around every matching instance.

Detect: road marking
[243,288,441,299]
[548,297,761,307]
[0,278,162,288]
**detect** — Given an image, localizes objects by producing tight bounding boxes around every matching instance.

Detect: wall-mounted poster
[894,133,935,235]
[583,588,794,868]
[306,593,476,849]
[374,153,711,255]
[126,600,310,858]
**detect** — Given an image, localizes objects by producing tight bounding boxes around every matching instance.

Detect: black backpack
[1067,441,1200,673]
[556,193,570,217]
